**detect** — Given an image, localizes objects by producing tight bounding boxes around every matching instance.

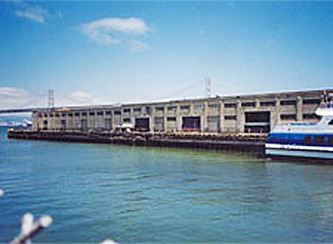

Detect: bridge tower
[205,77,212,98]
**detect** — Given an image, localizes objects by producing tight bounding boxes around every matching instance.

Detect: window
[155,106,164,111]
[38,113,42,118]
[114,110,121,115]
[167,117,176,121]
[194,104,204,110]
[280,100,296,106]
[123,108,131,113]
[303,113,320,120]
[61,113,66,117]
[225,115,237,120]
[44,114,48,117]
[280,114,296,120]
[81,112,87,117]
[123,118,131,123]
[75,112,80,117]
[260,101,276,107]
[133,108,141,113]
[314,135,325,145]
[329,119,333,125]
[145,106,151,114]
[328,136,333,145]
[225,103,237,108]
[303,99,321,105]
[303,136,311,144]
[180,105,190,110]
[105,111,112,115]
[55,113,60,118]
[208,103,219,108]
[97,111,104,116]
[241,102,255,107]
[89,112,95,116]
[49,114,54,118]
[167,106,177,111]
[68,113,73,117]
[43,120,48,125]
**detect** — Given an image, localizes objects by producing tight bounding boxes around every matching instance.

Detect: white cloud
[15,6,47,23]
[0,87,35,109]
[129,40,149,53]
[82,17,149,36]
[0,87,27,98]
[0,87,109,110]
[80,17,150,50]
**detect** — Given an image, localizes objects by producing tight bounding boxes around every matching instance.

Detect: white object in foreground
[100,239,118,244]
[11,213,53,244]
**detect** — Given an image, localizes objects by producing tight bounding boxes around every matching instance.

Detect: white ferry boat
[265,98,333,160]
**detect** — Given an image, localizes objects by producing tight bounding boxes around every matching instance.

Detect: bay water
[0,127,332,242]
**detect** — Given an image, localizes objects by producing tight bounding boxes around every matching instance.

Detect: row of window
[38,98,322,118]
[40,111,321,121]
[268,133,333,146]
[227,99,320,108]
[280,113,321,120]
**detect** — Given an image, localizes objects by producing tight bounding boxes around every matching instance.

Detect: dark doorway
[43,120,48,130]
[81,119,87,131]
[182,116,201,132]
[105,118,112,131]
[244,111,270,133]
[60,120,66,131]
[135,118,150,131]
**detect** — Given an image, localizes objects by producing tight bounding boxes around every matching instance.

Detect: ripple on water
[1,127,333,242]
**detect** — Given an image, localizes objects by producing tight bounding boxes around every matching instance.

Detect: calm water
[0,127,333,242]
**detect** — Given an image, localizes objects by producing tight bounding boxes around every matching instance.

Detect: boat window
[303,136,311,144]
[314,135,325,145]
[329,119,333,125]
[328,136,333,145]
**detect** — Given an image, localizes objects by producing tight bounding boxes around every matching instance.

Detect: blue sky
[0,1,333,109]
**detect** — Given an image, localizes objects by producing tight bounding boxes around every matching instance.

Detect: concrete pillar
[272,97,280,130]
[203,101,208,132]
[255,98,260,107]
[164,105,167,132]
[219,100,224,133]
[296,96,303,121]
[150,106,155,132]
[236,99,242,133]
[176,105,181,132]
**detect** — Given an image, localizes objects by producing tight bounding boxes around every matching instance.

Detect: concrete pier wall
[8,130,266,154]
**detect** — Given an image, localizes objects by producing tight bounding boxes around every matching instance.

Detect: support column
[272,97,280,130]
[296,96,303,121]
[164,105,167,132]
[219,100,224,133]
[236,99,242,133]
[255,98,260,108]
[176,105,181,132]
[150,106,155,132]
[203,101,208,132]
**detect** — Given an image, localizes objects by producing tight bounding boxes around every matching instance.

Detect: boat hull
[265,143,333,160]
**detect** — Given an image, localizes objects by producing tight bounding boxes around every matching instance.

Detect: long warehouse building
[32,89,333,133]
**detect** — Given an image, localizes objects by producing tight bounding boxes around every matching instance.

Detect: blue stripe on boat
[267,133,333,147]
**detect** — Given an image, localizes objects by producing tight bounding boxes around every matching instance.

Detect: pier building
[32,89,333,134]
